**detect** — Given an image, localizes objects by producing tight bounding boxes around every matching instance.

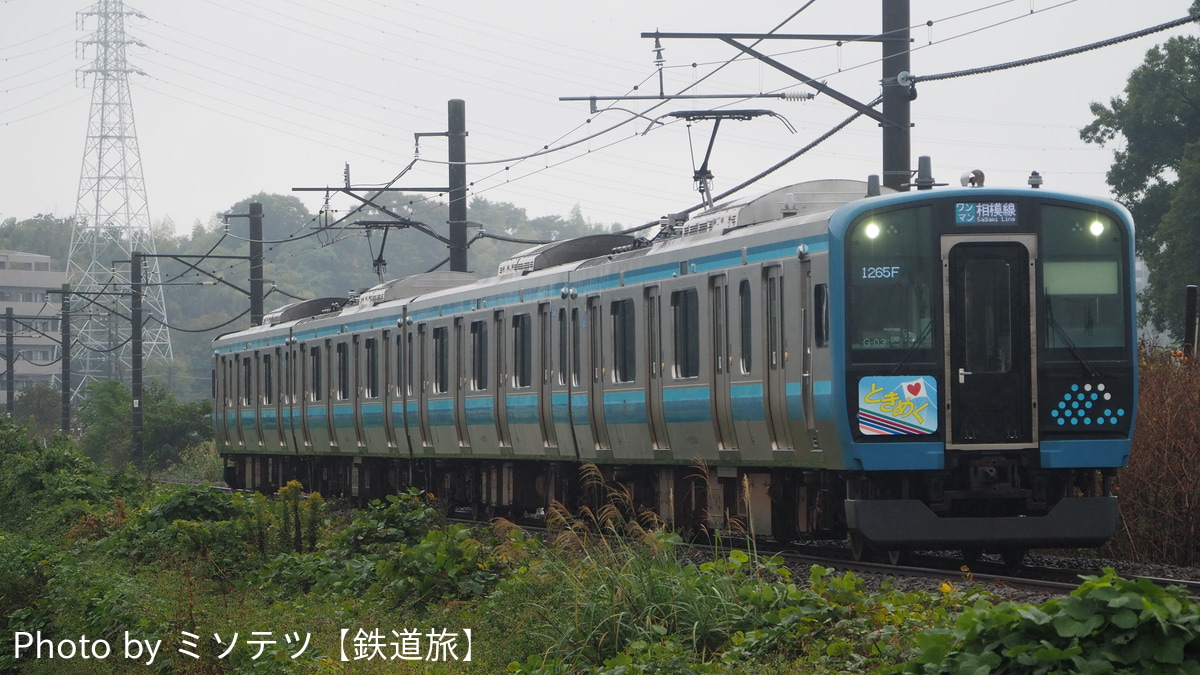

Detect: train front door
[943,236,1037,448]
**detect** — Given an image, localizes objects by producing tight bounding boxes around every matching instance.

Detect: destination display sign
[955,202,1018,224]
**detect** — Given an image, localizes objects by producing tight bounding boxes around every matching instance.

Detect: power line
[914,13,1199,83]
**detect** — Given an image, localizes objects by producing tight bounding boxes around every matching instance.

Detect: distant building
[0,251,65,392]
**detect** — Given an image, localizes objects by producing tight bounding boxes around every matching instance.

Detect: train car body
[213,175,1136,556]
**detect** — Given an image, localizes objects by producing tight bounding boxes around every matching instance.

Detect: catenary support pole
[881,0,912,191]
[448,99,468,272]
[61,285,71,433]
[131,252,143,466]
[250,202,264,326]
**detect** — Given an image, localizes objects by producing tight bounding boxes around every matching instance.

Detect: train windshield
[1041,204,1128,352]
[845,205,935,361]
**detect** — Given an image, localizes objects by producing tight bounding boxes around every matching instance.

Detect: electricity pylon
[68,0,172,395]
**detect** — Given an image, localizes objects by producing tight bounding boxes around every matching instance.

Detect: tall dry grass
[1102,344,1200,565]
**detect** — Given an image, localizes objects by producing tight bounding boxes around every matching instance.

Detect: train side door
[943,236,1037,447]
[453,317,471,450]
[764,265,793,450]
[493,309,511,449]
[587,295,611,450]
[709,274,737,450]
[537,302,559,451]
[644,286,669,450]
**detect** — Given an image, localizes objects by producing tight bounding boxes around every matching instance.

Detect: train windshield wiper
[1045,297,1098,378]
[890,320,934,375]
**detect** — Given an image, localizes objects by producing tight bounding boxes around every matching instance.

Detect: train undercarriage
[222,450,1118,563]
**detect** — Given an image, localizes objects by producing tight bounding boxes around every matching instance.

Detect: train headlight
[864,222,881,239]
[1089,220,1105,237]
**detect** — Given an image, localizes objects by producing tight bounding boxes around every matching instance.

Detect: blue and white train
[213,165,1137,560]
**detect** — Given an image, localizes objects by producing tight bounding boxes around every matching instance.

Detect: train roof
[680,178,886,236]
[497,233,639,275]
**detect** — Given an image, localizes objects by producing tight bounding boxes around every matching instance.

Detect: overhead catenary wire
[913,13,1200,83]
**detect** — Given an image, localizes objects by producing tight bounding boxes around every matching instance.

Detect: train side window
[336,342,350,400]
[365,338,379,399]
[400,331,410,393]
[513,313,532,388]
[282,351,290,404]
[612,298,636,383]
[471,320,489,390]
[241,356,252,406]
[310,346,322,402]
[433,326,449,393]
[671,289,699,378]
[263,353,274,404]
[739,280,752,373]
[557,308,567,386]
[767,275,780,368]
[571,307,581,386]
[814,283,829,348]
[417,328,427,395]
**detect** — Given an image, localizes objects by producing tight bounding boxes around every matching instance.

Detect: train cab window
[310,346,322,402]
[671,289,699,378]
[846,205,935,361]
[513,314,532,388]
[815,283,830,348]
[336,342,351,400]
[433,327,449,393]
[471,320,489,390]
[739,280,752,373]
[611,299,636,383]
[1041,205,1127,351]
[364,338,379,399]
[263,353,274,404]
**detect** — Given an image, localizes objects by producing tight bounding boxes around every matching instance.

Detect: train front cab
[829,188,1136,554]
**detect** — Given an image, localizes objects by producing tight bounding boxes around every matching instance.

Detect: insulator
[782,91,814,102]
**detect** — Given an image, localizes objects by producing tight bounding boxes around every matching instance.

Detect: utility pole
[60,285,71,433]
[131,252,143,466]
[294,100,470,274]
[5,308,13,417]
[881,0,913,191]
[249,203,264,326]
[448,99,468,272]
[223,202,266,326]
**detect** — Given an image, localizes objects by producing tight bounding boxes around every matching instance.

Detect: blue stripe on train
[662,386,711,423]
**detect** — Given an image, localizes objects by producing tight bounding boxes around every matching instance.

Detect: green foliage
[897,570,1200,674]
[333,488,440,554]
[375,522,500,605]
[1081,34,1200,338]
[158,442,224,483]
[0,213,74,262]
[13,383,63,440]
[76,379,133,466]
[0,418,141,536]
[76,379,213,471]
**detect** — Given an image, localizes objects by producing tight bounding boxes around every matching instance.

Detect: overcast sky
[0,1,1195,240]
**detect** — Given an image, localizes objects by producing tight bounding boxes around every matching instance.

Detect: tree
[140,382,211,470]
[76,379,132,467]
[13,383,61,440]
[1081,25,1200,339]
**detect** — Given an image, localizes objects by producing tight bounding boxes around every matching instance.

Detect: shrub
[1105,343,1200,565]
[898,570,1200,674]
[333,488,440,555]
